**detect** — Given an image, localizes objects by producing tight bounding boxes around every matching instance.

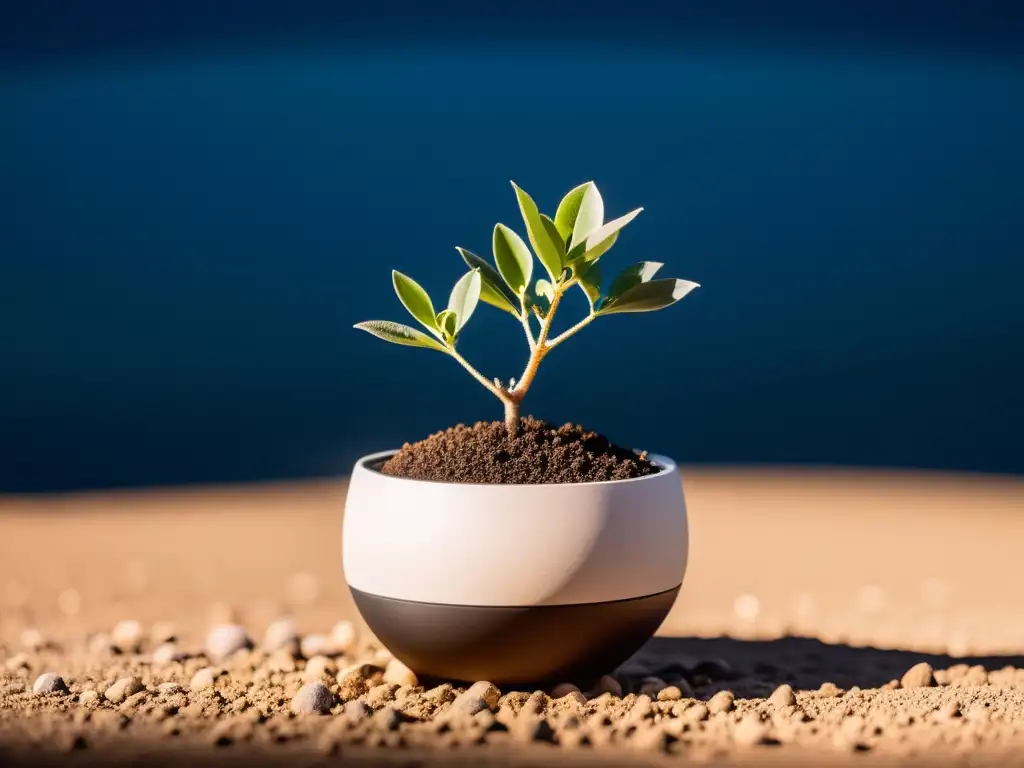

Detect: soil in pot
[379,416,658,484]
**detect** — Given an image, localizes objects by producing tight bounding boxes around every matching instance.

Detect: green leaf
[435,310,458,340]
[492,223,533,296]
[578,208,642,255]
[539,214,565,254]
[392,271,439,335]
[569,183,604,251]
[534,278,554,305]
[575,261,603,309]
[606,261,663,304]
[511,182,563,280]
[354,320,448,352]
[447,269,481,331]
[554,182,592,240]
[597,279,699,315]
[457,247,519,316]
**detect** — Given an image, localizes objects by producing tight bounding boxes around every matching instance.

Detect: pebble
[157,682,181,695]
[343,699,372,725]
[657,685,683,702]
[152,643,187,665]
[105,676,144,704]
[299,634,332,659]
[383,658,418,687]
[593,675,622,698]
[78,690,99,705]
[734,713,769,747]
[817,682,842,698]
[638,676,667,698]
[150,621,177,644]
[707,690,736,714]
[304,655,336,680]
[682,703,710,724]
[550,682,582,699]
[111,619,144,652]
[291,680,335,715]
[205,624,252,663]
[374,706,404,731]
[511,716,555,743]
[769,684,797,707]
[901,662,935,689]
[20,628,45,651]
[330,621,358,654]
[452,681,501,715]
[33,673,68,695]
[190,667,220,692]
[262,617,299,652]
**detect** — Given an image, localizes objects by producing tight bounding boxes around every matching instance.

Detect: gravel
[204,624,252,663]
[104,676,144,704]
[901,661,936,688]
[290,680,335,715]
[32,673,67,695]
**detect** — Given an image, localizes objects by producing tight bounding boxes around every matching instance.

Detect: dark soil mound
[379,416,659,484]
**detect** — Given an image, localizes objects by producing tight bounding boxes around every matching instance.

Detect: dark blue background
[3,2,1023,490]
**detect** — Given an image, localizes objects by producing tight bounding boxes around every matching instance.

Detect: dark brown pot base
[350,585,681,687]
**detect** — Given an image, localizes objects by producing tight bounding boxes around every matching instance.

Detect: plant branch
[546,311,596,350]
[448,347,512,404]
[510,284,565,398]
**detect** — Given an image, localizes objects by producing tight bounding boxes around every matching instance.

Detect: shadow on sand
[627,635,1024,695]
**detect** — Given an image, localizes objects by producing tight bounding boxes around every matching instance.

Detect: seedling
[355,181,699,435]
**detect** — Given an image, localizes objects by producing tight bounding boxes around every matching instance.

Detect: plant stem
[518,301,536,351]
[504,399,520,434]
[510,285,565,399]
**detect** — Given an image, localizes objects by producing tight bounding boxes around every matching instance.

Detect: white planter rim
[355,449,677,488]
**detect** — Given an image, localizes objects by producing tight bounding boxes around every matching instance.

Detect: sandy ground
[1,467,1023,766]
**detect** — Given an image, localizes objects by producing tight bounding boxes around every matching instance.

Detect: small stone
[111,619,144,652]
[157,682,180,695]
[338,671,370,701]
[152,643,187,665]
[520,690,546,716]
[20,628,46,651]
[344,699,372,725]
[901,662,935,689]
[550,682,582,699]
[262,617,299,652]
[707,690,735,714]
[657,685,683,702]
[299,634,332,659]
[511,716,555,743]
[190,667,220,692]
[594,675,622,698]
[383,659,418,687]
[105,676,144,704]
[150,621,177,644]
[960,665,988,686]
[330,621,358,653]
[290,680,335,715]
[33,673,68,695]
[425,683,456,704]
[682,703,709,724]
[205,624,252,663]
[4,652,30,671]
[631,724,670,752]
[769,684,796,707]
[638,676,667,698]
[817,682,842,698]
[78,690,99,705]
[374,705,404,731]
[304,655,336,680]
[453,681,501,715]
[734,713,769,747]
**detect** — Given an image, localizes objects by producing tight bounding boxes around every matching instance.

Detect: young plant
[355,181,699,435]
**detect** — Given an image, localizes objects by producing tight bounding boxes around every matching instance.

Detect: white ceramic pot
[342,450,688,686]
